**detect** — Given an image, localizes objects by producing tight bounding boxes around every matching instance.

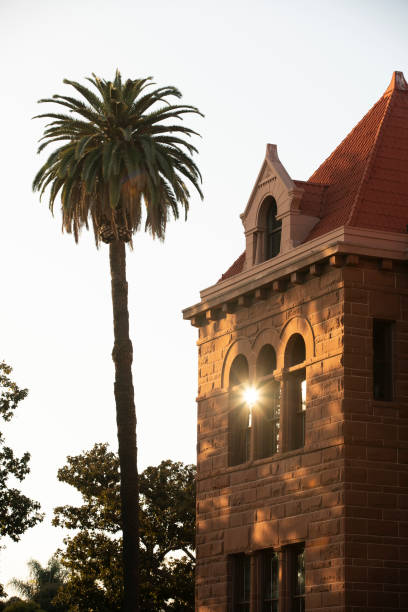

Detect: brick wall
[342,261,408,612]
[195,257,407,611]
[196,264,346,611]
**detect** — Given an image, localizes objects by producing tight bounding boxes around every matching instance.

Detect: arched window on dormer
[265,196,282,260]
[255,344,280,458]
[228,355,250,466]
[284,334,307,451]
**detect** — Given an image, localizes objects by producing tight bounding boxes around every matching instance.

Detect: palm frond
[62,80,104,113]
[37,97,105,125]
[153,135,198,155]
[33,70,203,245]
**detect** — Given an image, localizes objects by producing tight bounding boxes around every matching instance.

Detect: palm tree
[9,556,66,611]
[32,72,203,611]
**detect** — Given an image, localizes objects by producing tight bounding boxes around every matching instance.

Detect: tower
[183,72,408,612]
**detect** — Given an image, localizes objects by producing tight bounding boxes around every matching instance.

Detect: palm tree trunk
[109,239,139,612]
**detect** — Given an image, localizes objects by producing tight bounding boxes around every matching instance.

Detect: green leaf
[109,173,121,210]
[75,134,97,159]
[102,142,115,179]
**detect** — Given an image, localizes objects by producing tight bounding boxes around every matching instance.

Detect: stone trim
[183,226,408,321]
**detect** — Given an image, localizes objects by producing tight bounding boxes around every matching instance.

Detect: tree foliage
[52,444,195,611]
[2,601,45,612]
[0,361,42,539]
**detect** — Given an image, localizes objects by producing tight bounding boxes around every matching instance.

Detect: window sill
[227,446,307,472]
[372,399,400,408]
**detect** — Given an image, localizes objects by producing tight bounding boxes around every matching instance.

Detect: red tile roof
[218,251,245,282]
[306,71,408,240]
[293,180,328,218]
[219,72,408,282]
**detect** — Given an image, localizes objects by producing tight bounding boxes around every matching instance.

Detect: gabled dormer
[185,70,408,323]
[240,144,319,271]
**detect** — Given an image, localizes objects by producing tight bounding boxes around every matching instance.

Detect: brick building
[183,72,408,611]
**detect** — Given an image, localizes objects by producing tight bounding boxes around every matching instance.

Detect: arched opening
[228,355,251,466]
[284,334,306,451]
[263,196,281,260]
[256,344,277,377]
[255,344,280,459]
[229,354,249,387]
[284,333,306,367]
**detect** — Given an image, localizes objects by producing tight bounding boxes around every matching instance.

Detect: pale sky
[1,0,407,593]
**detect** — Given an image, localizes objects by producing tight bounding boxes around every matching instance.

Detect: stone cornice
[182,226,408,321]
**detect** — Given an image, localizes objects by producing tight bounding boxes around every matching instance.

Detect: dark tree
[0,362,43,595]
[32,71,202,612]
[52,444,196,611]
[2,602,45,612]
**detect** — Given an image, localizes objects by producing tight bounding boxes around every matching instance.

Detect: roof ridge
[384,70,408,97]
[346,88,395,227]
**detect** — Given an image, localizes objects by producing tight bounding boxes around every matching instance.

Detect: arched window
[285,333,306,367]
[229,355,250,466]
[229,354,249,387]
[256,344,276,377]
[265,197,282,260]
[284,334,307,451]
[255,345,280,458]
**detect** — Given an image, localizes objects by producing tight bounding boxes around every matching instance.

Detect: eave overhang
[182,227,408,322]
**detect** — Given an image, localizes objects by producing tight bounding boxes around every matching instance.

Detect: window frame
[373,318,394,402]
[230,546,306,611]
[229,384,252,466]
[254,344,280,460]
[260,549,279,612]
[228,355,250,467]
[231,553,251,611]
[285,366,306,452]
[265,198,282,260]
[254,373,281,459]
[283,334,307,453]
[290,543,305,612]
